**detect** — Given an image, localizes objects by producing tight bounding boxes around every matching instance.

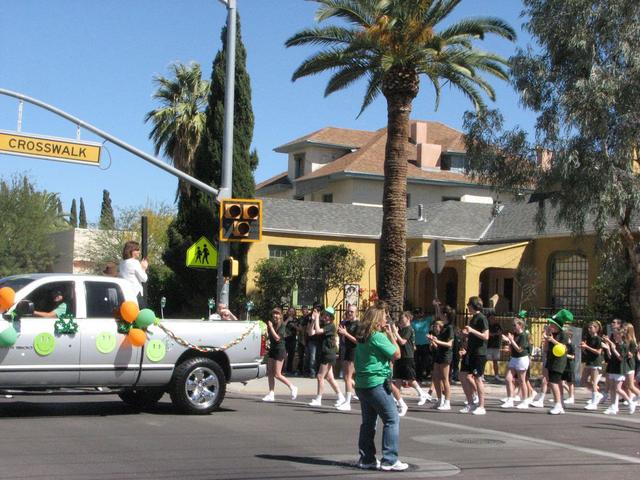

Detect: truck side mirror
[14,300,34,317]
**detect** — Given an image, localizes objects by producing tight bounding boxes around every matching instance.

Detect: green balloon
[135,309,156,330]
[0,325,17,347]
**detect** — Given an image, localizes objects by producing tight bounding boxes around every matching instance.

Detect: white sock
[612,393,619,409]
[345,392,352,403]
[315,395,322,401]
[414,385,425,396]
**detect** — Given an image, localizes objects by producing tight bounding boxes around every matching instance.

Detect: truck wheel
[118,387,165,409]
[170,357,226,414]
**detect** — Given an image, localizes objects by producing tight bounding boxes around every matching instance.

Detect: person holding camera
[353,302,408,472]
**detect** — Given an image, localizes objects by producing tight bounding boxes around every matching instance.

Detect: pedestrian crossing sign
[186,236,218,269]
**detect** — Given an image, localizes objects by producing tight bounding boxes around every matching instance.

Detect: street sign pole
[433,246,439,302]
[428,240,446,303]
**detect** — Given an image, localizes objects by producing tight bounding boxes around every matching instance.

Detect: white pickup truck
[0,273,266,414]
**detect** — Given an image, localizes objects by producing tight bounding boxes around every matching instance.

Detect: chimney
[412,121,441,170]
[410,121,428,144]
[417,204,424,222]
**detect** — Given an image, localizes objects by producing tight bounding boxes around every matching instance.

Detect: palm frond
[357,70,383,117]
[325,61,371,96]
[285,26,357,48]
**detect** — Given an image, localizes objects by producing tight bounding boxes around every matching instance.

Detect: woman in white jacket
[119,240,148,308]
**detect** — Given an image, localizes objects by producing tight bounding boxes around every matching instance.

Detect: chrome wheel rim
[185,366,219,409]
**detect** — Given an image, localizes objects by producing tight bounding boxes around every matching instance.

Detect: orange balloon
[120,301,140,323]
[128,328,146,347]
[0,287,15,310]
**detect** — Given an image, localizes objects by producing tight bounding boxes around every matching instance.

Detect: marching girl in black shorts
[336,304,360,411]
[622,323,640,403]
[581,321,604,410]
[263,308,298,402]
[308,306,345,407]
[428,317,454,411]
[392,311,430,409]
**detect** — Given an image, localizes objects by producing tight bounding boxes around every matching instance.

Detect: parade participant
[530,324,550,408]
[336,303,359,411]
[34,290,67,318]
[581,321,604,410]
[428,316,454,411]
[118,240,148,308]
[500,317,530,409]
[296,305,310,376]
[308,307,344,407]
[459,296,489,415]
[391,311,430,408]
[262,308,298,402]
[305,304,323,378]
[354,303,407,472]
[486,313,503,381]
[543,309,572,415]
[601,326,636,415]
[283,307,298,374]
[562,329,576,404]
[411,306,433,385]
[622,323,640,403]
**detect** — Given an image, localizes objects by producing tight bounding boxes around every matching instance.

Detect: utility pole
[216,0,236,306]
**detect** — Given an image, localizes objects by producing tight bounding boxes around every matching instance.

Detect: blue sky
[0,0,536,223]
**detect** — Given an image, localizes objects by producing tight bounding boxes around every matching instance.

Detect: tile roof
[255,171,290,190]
[274,127,377,153]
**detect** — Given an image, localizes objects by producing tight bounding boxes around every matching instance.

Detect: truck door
[77,280,141,386]
[0,280,80,387]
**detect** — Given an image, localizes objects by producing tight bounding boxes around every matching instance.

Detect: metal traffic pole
[216,0,237,307]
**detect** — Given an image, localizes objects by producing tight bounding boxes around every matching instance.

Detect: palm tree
[145,62,209,199]
[286,0,515,312]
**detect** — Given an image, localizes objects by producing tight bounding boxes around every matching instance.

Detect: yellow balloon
[552,343,567,357]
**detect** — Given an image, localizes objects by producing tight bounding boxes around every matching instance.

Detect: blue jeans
[305,340,319,377]
[355,383,399,465]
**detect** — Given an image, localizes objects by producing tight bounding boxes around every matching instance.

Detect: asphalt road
[0,391,638,479]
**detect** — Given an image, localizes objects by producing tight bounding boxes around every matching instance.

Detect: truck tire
[170,357,226,414]
[118,387,165,409]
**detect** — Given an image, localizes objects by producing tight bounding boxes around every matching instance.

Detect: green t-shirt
[54,302,68,318]
[545,331,568,373]
[355,331,397,389]
[467,312,488,356]
[398,325,414,359]
[511,332,529,358]
[582,334,602,367]
[322,323,337,357]
[267,322,286,354]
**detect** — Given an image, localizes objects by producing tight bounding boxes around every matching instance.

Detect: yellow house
[247,197,605,314]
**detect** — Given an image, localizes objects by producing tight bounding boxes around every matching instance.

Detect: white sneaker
[309,397,322,407]
[516,400,530,409]
[290,386,298,400]
[472,406,486,415]
[530,399,545,408]
[418,394,429,406]
[564,396,574,405]
[357,459,380,470]
[584,403,598,411]
[262,392,275,402]
[459,405,473,413]
[353,394,359,401]
[380,460,409,471]
[334,393,346,406]
[629,400,637,414]
[514,395,521,402]
[586,397,593,405]
[398,401,408,417]
[549,404,565,415]
[593,392,604,405]
[336,402,351,411]
[603,406,618,415]
[437,401,451,411]
[500,396,510,403]
[501,399,514,409]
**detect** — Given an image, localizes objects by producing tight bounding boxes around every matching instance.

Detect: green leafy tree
[311,245,366,306]
[79,197,87,228]
[99,189,116,230]
[464,0,640,330]
[69,199,78,228]
[287,0,515,312]
[163,15,258,314]
[0,175,67,276]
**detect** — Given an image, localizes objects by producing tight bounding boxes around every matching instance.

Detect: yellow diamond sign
[186,236,217,269]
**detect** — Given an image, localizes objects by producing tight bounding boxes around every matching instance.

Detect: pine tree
[99,190,116,230]
[163,15,258,314]
[79,198,87,228]
[69,199,78,228]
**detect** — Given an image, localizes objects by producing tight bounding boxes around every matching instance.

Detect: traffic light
[219,198,262,242]
[222,257,239,278]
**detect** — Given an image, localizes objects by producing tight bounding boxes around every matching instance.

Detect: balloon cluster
[119,301,158,347]
[0,287,18,347]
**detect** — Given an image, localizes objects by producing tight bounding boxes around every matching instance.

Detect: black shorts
[268,349,286,361]
[561,369,575,383]
[548,371,563,384]
[319,353,337,366]
[434,349,452,365]
[393,358,416,380]
[460,355,486,378]
[343,347,356,363]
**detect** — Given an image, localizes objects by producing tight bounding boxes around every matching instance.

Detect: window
[549,252,588,312]
[406,193,411,207]
[27,281,75,316]
[441,154,467,173]
[268,245,298,259]
[294,154,305,178]
[322,193,333,203]
[86,281,124,318]
[442,196,460,202]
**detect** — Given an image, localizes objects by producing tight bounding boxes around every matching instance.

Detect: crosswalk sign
[186,237,218,269]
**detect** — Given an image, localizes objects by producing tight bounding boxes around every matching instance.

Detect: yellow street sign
[0,130,101,166]
[186,236,218,269]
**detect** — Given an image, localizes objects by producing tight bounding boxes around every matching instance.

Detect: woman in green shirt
[354,303,407,472]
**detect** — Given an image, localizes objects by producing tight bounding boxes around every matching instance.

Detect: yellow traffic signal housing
[222,257,239,278]
[219,198,262,242]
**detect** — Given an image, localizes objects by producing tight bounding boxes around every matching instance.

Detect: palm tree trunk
[378,92,413,315]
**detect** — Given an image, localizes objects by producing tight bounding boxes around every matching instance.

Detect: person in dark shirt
[500,317,530,409]
[295,305,310,376]
[336,303,359,411]
[581,320,604,410]
[486,314,503,381]
[459,296,489,415]
[601,326,637,415]
[561,329,576,405]
[283,307,298,374]
[308,306,344,407]
[262,308,298,402]
[544,309,572,415]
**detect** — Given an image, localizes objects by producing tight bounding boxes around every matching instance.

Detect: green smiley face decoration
[96,332,117,354]
[33,332,56,356]
[146,339,166,362]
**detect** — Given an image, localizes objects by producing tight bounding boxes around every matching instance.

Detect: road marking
[404,415,640,465]
[564,409,640,424]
